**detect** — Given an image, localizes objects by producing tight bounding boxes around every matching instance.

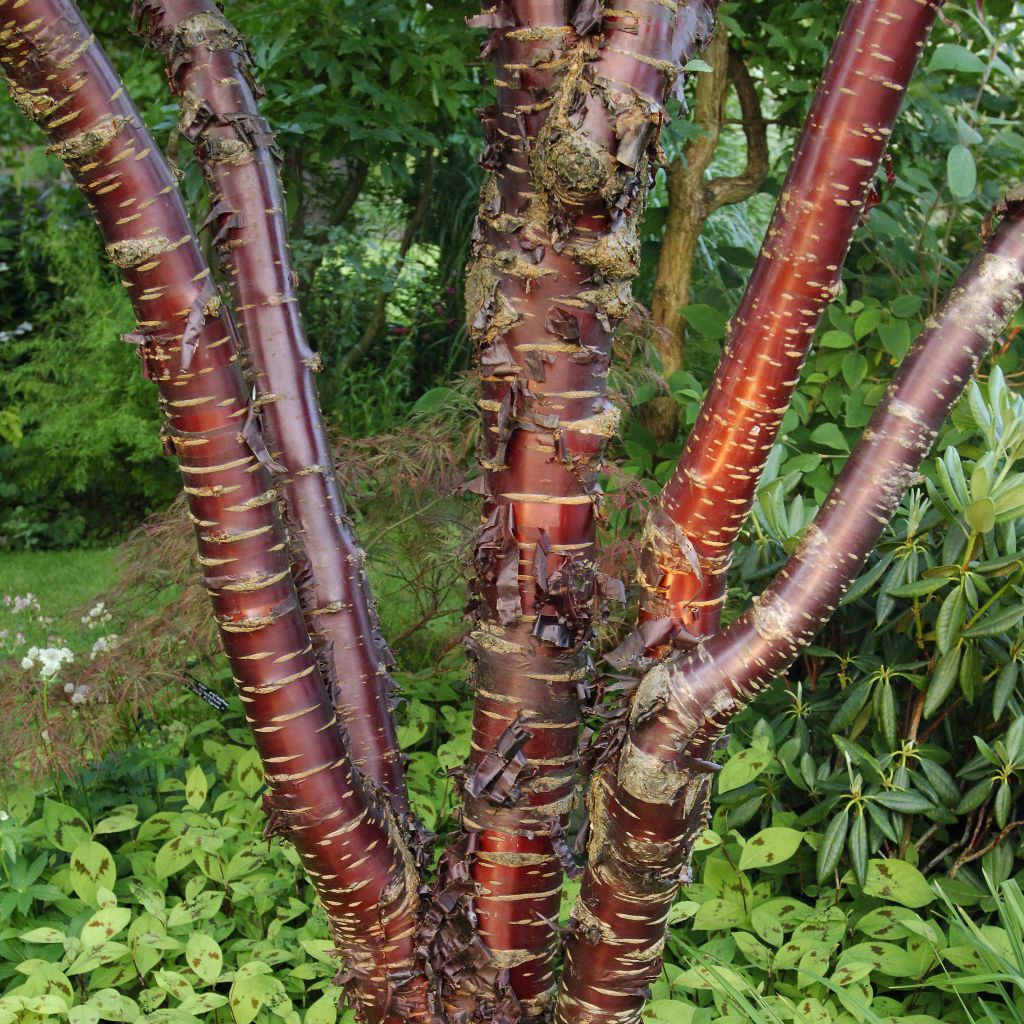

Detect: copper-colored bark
[131,0,412,819]
[0,4,424,1020]
[640,0,942,640]
[557,201,1024,1024]
[454,2,718,1015]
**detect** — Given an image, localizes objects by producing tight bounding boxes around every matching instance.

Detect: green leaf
[739,827,804,871]
[924,647,962,718]
[70,840,116,905]
[848,812,868,887]
[947,145,977,198]
[42,799,90,853]
[94,814,140,835]
[411,386,458,415]
[20,927,66,944]
[863,858,934,908]
[184,765,207,810]
[841,352,868,389]
[872,790,934,814]
[819,330,854,350]
[680,304,728,339]
[965,496,995,533]
[235,748,264,798]
[682,58,713,73]
[993,660,1019,719]
[887,576,949,599]
[717,747,774,794]
[964,603,1024,639]
[185,933,223,984]
[692,897,746,931]
[810,423,850,452]
[935,587,966,654]
[80,907,131,948]
[929,43,986,74]
[817,810,849,884]
[155,835,194,879]
[304,994,338,1024]
[955,777,994,814]
[643,1000,697,1023]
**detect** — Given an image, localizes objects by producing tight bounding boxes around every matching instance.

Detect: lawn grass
[0,548,118,615]
[0,548,120,650]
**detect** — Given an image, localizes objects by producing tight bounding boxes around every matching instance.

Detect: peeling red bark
[639,0,943,642]
[557,202,1024,1024]
[454,2,717,1016]
[0,4,425,1020]
[130,0,412,822]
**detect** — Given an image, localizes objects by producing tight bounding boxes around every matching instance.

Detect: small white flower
[20,655,34,671]
[0,810,9,821]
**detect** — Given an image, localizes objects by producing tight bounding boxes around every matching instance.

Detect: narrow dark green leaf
[817,810,849,884]
[924,647,962,718]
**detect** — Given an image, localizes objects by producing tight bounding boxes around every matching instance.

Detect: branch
[557,199,1024,1024]
[634,0,943,644]
[0,3,425,1020]
[345,148,436,368]
[131,0,414,821]
[703,47,769,214]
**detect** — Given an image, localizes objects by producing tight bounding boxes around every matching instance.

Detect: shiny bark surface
[131,0,411,820]
[0,4,424,1021]
[640,0,942,640]
[557,204,1024,1024]
[454,2,717,1016]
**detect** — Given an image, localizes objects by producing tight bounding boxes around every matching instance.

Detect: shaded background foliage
[2,1,1024,1021]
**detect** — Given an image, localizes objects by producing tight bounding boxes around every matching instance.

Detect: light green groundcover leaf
[863,858,934,908]
[739,827,804,871]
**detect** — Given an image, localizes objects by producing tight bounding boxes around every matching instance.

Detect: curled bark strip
[557,206,1024,1024]
[640,0,944,641]
[448,2,720,1015]
[132,0,412,822]
[0,4,425,1021]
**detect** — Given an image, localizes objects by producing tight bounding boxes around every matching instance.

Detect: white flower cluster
[89,634,118,660]
[20,645,74,680]
[63,681,92,705]
[4,592,41,615]
[0,320,33,344]
[81,601,112,628]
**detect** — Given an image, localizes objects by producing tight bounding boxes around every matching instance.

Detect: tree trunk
[644,28,768,443]
[345,148,437,369]
[638,0,943,643]
[131,0,415,824]
[449,2,717,1016]
[0,5,425,1020]
[556,198,1024,1024]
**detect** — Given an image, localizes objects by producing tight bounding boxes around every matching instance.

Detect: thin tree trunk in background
[131,0,414,822]
[638,0,942,643]
[0,5,425,1021]
[335,157,368,226]
[557,200,1024,1024]
[644,28,768,442]
[345,148,436,369]
[450,2,717,1016]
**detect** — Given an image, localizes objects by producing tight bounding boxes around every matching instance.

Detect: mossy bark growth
[130,0,414,825]
[0,5,424,1021]
[455,1,716,1015]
